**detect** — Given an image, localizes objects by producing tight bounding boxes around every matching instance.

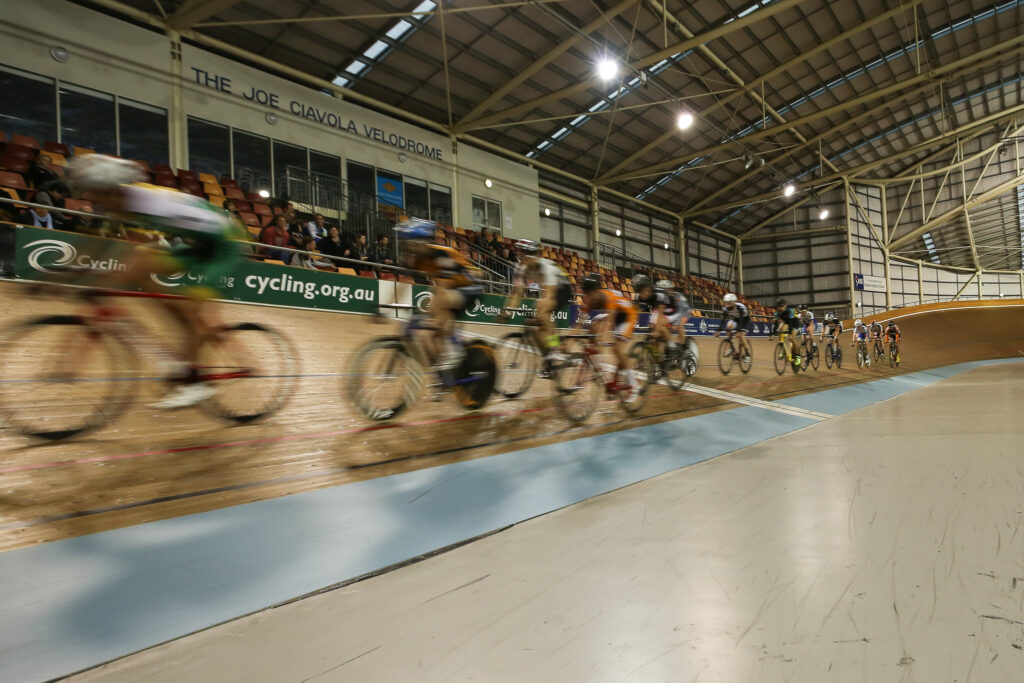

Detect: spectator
[371,234,394,266]
[259,214,292,263]
[317,225,350,262]
[28,154,61,188]
[223,199,243,222]
[30,180,72,229]
[352,233,370,262]
[306,213,328,240]
[292,235,334,269]
[17,205,56,229]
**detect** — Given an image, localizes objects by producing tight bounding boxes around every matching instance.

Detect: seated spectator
[28,154,61,188]
[371,234,394,266]
[352,233,370,262]
[30,180,72,229]
[223,199,243,223]
[17,205,56,229]
[305,213,328,240]
[317,225,350,262]
[259,214,293,264]
[292,235,334,269]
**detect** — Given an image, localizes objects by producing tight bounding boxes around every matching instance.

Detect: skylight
[333,1,437,88]
[922,232,941,263]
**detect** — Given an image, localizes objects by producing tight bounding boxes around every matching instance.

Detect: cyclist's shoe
[793,356,802,367]
[623,383,640,404]
[150,383,215,410]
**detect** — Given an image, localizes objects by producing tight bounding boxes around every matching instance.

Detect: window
[232,130,271,194]
[347,161,375,210]
[118,99,167,165]
[59,83,116,153]
[405,177,429,219]
[310,151,340,177]
[0,65,56,142]
[187,117,230,180]
[472,195,502,232]
[429,183,452,224]
[273,140,307,197]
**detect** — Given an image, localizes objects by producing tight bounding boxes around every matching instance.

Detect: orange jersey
[586,288,634,316]
[413,244,480,287]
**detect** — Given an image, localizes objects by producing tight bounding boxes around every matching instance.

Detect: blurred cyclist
[716,293,751,360]
[502,239,572,371]
[632,275,689,360]
[579,273,639,401]
[851,318,870,366]
[771,297,802,367]
[884,319,902,363]
[68,154,241,409]
[393,219,483,369]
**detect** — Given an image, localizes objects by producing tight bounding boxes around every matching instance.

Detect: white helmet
[854,319,863,326]
[723,293,738,304]
[656,279,673,289]
[68,154,144,190]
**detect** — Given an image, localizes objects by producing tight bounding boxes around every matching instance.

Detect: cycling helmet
[394,218,438,241]
[514,239,540,254]
[581,273,602,292]
[656,279,673,290]
[68,154,144,190]
[869,320,876,326]
[631,274,651,290]
[886,320,895,326]
[775,297,787,307]
[855,319,863,326]
[824,312,835,321]
[723,293,738,304]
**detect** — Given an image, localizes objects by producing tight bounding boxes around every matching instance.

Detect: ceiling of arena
[78,0,1024,269]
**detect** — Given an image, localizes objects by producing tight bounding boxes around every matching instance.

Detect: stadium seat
[252,203,272,217]
[233,200,251,212]
[72,146,96,157]
[337,267,357,276]
[224,186,245,200]
[64,198,94,213]
[357,269,376,278]
[203,183,223,196]
[239,211,260,227]
[207,195,225,207]
[11,134,40,149]
[152,164,173,176]
[379,271,396,281]
[45,152,67,167]
[4,145,35,161]
[0,187,23,206]
[0,170,28,192]
[153,176,178,189]
[263,260,285,266]
[398,274,415,284]
[198,172,218,185]
[44,141,70,156]
[0,130,7,144]
[219,176,238,187]
[245,191,262,202]
[246,226,261,239]
[0,156,30,174]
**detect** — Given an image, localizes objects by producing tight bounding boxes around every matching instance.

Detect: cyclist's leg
[534,286,557,352]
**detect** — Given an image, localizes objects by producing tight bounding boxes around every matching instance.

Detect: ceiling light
[783,183,795,197]
[743,154,754,170]
[258,189,270,198]
[818,208,830,220]
[597,58,618,81]
[615,229,621,236]
[664,243,669,249]
[676,112,694,130]
[484,178,492,188]
[544,208,551,216]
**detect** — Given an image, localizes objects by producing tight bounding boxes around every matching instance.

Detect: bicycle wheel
[662,347,687,390]
[738,343,753,374]
[834,344,843,368]
[495,331,538,399]
[346,337,423,421]
[808,342,820,371]
[717,338,734,375]
[552,353,602,423]
[199,322,298,424]
[629,343,657,394]
[0,315,136,440]
[450,341,497,410]
[856,346,866,369]
[620,351,653,414]
[825,342,834,369]
[890,344,898,368]
[874,342,884,362]
[773,342,788,375]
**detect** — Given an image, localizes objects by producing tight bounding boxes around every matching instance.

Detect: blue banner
[376,176,404,208]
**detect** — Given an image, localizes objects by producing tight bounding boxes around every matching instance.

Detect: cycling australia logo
[465,299,501,319]
[151,271,187,288]
[25,239,76,273]
[415,290,434,312]
[699,319,709,334]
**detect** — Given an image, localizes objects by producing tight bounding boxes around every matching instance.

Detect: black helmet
[631,274,651,290]
[775,297,787,307]
[581,273,601,292]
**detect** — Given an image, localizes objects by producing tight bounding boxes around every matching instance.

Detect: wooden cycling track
[1,279,1022,553]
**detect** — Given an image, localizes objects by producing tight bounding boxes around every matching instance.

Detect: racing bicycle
[716,329,752,375]
[347,313,497,420]
[855,338,871,369]
[822,333,843,369]
[772,333,804,375]
[0,286,297,440]
[551,333,652,423]
[887,339,900,367]
[630,331,695,390]
[494,309,573,398]
[872,337,885,363]
[798,332,820,371]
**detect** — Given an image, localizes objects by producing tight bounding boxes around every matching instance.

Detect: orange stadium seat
[73,146,95,156]
[337,267,357,276]
[203,183,224,196]
[198,173,218,185]
[207,195,226,207]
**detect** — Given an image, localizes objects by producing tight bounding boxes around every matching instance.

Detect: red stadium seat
[233,200,251,212]
[358,269,376,278]
[379,271,396,281]
[10,134,40,150]
[44,141,71,156]
[252,203,272,217]
[0,156,30,174]
[177,169,197,181]
[224,186,245,200]
[0,130,8,144]
[4,144,35,161]
[0,170,28,191]
[64,198,94,214]
[245,191,263,202]
[220,176,238,187]
[153,176,178,189]
[152,164,173,176]
[239,212,260,227]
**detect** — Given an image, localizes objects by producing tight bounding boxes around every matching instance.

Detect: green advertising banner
[14,225,378,314]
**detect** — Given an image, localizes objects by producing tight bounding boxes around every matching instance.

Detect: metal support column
[590,186,600,261]
[881,185,891,310]
[844,178,857,315]
[166,30,187,170]
[678,217,687,275]
[952,271,978,301]
[918,260,924,306]
[735,237,743,294]
[977,270,983,300]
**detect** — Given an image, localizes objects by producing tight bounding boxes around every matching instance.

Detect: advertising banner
[376,176,404,208]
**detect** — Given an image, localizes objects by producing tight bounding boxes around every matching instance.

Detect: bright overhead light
[818,208,830,220]
[484,178,493,188]
[615,228,621,236]
[676,112,694,130]
[783,183,796,197]
[596,58,618,81]
[258,189,270,198]
[544,208,551,216]
[664,243,669,249]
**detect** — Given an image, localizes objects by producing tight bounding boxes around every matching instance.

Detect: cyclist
[631,275,689,359]
[819,312,844,357]
[393,219,483,369]
[715,293,750,360]
[771,297,802,367]
[851,318,870,366]
[67,154,241,409]
[798,305,817,354]
[868,319,883,343]
[502,239,572,370]
[884,319,902,363]
[579,273,639,401]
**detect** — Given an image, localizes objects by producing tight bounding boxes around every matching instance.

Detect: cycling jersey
[773,305,801,334]
[884,324,901,339]
[869,322,883,338]
[821,320,843,337]
[720,302,750,332]
[514,258,568,288]
[412,244,480,288]
[642,288,689,327]
[587,289,637,339]
[853,323,868,341]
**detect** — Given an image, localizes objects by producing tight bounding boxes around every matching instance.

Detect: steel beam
[168,0,242,29]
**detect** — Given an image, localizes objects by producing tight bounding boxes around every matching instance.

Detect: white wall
[2,0,542,238]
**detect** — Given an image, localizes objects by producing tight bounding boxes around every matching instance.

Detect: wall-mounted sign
[188,66,445,161]
[854,272,886,292]
[377,176,404,208]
